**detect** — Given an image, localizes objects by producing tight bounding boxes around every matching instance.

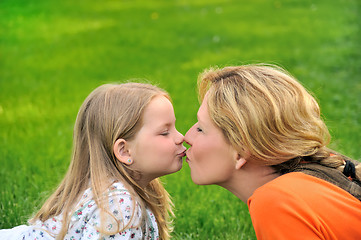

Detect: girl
[1,82,186,239]
[185,64,361,239]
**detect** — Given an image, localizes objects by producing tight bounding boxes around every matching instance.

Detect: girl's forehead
[142,96,174,120]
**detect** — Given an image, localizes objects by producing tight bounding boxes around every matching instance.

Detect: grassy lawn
[1,0,360,239]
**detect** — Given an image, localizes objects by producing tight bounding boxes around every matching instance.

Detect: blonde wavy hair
[30,83,174,239]
[198,64,360,179]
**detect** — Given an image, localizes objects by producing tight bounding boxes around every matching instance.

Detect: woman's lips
[185,150,190,162]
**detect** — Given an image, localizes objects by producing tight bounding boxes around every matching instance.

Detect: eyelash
[160,131,169,136]
[196,127,203,132]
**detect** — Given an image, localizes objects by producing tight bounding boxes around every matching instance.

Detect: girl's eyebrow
[158,121,175,129]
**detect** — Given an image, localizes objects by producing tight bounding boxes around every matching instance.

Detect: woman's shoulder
[248,171,360,210]
[263,171,360,195]
[248,172,307,205]
[247,173,324,227]
[253,172,339,195]
[248,169,361,240]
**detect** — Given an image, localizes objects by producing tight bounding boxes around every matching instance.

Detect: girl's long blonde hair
[198,64,360,180]
[30,83,174,239]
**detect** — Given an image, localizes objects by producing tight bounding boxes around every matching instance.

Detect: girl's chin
[174,160,183,172]
[166,161,183,175]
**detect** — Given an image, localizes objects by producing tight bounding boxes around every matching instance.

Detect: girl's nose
[184,125,194,146]
[175,130,184,145]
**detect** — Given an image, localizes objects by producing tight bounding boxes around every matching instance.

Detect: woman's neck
[219,163,281,203]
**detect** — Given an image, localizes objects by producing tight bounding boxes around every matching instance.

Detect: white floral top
[0,182,159,240]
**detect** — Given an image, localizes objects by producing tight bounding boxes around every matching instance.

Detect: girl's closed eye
[160,130,170,136]
[196,127,203,132]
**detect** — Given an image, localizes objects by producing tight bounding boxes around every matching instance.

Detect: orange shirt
[247,172,361,240]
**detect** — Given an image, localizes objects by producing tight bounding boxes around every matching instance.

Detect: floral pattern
[0,182,159,240]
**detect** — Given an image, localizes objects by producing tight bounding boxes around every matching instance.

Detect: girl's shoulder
[79,181,131,200]
[73,181,140,220]
[15,182,155,240]
[109,181,132,195]
[67,181,145,238]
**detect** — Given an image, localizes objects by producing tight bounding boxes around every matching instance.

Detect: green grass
[1,0,360,239]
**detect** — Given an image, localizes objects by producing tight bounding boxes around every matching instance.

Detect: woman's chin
[190,175,209,186]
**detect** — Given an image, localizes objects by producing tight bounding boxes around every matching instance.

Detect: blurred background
[1,0,360,239]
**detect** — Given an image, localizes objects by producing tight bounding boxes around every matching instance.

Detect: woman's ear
[113,139,132,165]
[235,151,249,170]
[235,155,247,170]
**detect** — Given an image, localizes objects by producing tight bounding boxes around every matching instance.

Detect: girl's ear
[113,139,132,165]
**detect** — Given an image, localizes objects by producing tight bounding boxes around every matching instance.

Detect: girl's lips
[177,149,187,157]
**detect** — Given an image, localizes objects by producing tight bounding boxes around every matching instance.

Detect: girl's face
[127,95,186,186]
[184,95,238,185]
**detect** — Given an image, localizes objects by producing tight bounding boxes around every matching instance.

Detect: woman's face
[127,95,186,186]
[185,95,238,185]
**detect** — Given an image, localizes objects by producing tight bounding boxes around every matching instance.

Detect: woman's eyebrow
[197,113,203,124]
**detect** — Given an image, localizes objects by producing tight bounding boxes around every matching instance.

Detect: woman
[185,64,361,239]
